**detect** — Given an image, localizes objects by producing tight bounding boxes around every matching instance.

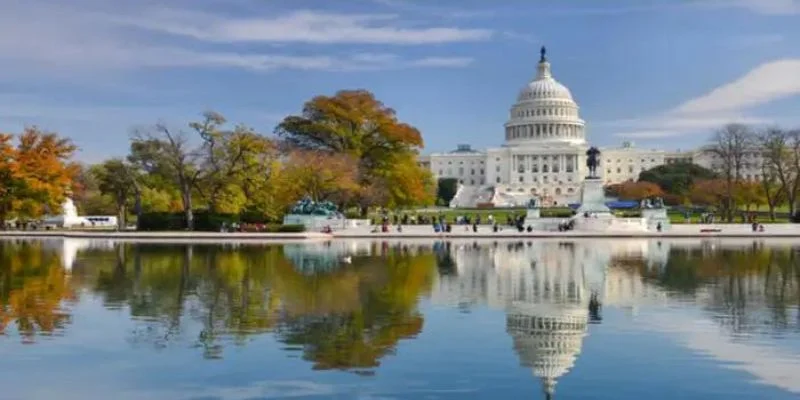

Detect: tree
[689,179,729,212]
[276,90,428,214]
[436,178,459,205]
[733,181,764,212]
[0,127,77,223]
[282,150,360,204]
[193,113,277,214]
[613,181,664,201]
[130,123,202,230]
[760,127,800,216]
[704,124,753,221]
[93,159,139,230]
[638,163,717,198]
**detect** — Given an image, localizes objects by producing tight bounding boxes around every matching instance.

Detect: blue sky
[1,0,799,162]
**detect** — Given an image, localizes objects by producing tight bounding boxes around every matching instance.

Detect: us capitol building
[417,47,763,207]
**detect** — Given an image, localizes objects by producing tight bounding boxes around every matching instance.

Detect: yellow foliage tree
[0,127,78,223]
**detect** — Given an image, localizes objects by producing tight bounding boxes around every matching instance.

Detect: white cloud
[0,1,478,78]
[608,59,800,139]
[703,0,800,15]
[674,59,800,115]
[111,8,492,45]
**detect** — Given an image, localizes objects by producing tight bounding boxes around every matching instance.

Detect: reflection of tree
[274,245,435,373]
[631,243,800,334]
[86,244,282,358]
[0,240,76,342]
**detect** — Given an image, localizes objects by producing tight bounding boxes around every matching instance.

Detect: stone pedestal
[642,208,670,231]
[576,178,610,215]
[526,208,541,219]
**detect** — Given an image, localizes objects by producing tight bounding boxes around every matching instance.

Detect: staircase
[449,185,496,208]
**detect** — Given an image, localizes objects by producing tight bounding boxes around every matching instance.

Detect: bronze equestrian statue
[586,146,601,178]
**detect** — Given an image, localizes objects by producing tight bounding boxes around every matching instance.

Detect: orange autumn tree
[276,90,432,215]
[282,150,361,204]
[613,181,665,201]
[0,127,78,222]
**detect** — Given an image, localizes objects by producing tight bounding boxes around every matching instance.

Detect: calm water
[1,238,800,400]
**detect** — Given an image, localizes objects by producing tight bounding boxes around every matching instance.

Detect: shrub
[277,224,306,233]
[193,212,240,232]
[137,212,185,231]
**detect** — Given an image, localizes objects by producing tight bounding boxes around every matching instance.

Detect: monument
[525,197,541,220]
[40,197,118,229]
[569,147,649,232]
[282,196,346,231]
[640,196,671,231]
[576,147,611,215]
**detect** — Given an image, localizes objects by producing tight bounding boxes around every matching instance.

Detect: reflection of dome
[507,303,588,398]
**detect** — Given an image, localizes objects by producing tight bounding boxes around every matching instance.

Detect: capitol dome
[505,47,586,146]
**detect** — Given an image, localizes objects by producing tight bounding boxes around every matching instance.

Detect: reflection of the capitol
[429,239,671,398]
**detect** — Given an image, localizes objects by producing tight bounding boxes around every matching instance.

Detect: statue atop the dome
[586,147,601,179]
[540,46,547,63]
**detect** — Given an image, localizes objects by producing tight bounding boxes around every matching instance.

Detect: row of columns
[507,124,583,141]
[512,154,579,174]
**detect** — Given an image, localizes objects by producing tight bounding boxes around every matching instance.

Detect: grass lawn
[370,207,794,224]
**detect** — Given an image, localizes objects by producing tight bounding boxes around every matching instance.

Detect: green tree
[93,159,139,229]
[638,163,717,198]
[436,178,459,205]
[129,123,203,230]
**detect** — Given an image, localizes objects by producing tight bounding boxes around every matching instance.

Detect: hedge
[136,211,305,232]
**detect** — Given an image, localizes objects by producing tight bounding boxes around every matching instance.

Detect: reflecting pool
[1,238,799,399]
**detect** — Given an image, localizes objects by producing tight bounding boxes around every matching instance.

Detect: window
[567,176,572,182]
[459,167,464,175]
[552,163,559,173]
[567,188,574,193]
[532,164,539,173]
[606,169,611,174]
[438,169,443,175]
[470,180,475,184]
[628,166,633,173]
[448,161,452,164]
[519,176,524,183]
[496,177,501,183]
[617,168,621,173]
[480,169,484,174]
[543,164,549,173]
[555,188,562,195]
[496,166,501,172]
[543,176,549,183]
[471,169,475,175]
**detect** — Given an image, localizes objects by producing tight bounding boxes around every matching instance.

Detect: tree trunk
[360,205,369,218]
[182,182,194,231]
[117,203,127,231]
[769,204,776,221]
[134,190,142,230]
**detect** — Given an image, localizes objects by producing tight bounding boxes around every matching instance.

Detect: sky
[1,0,799,162]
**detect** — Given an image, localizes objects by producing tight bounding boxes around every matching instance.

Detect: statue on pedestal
[289,196,340,217]
[527,197,539,209]
[586,147,601,179]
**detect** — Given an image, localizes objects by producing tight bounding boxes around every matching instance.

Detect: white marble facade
[418,47,756,207]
